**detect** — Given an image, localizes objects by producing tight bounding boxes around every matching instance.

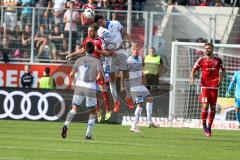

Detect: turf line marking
[0,135,186,148]
[0,146,144,156]
[0,146,193,158]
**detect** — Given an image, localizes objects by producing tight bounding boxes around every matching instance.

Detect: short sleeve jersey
[127,56,143,86]
[193,56,225,87]
[97,20,123,51]
[82,36,103,59]
[72,55,102,82]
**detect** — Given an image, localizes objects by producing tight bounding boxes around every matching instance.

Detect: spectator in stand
[49,24,64,52]
[102,0,110,9]
[39,67,56,89]
[215,0,224,6]
[21,64,34,88]
[72,0,83,9]
[143,47,166,91]
[0,36,14,62]
[82,0,97,9]
[36,0,52,32]
[10,25,22,50]
[53,0,67,26]
[111,0,127,23]
[57,39,69,60]
[35,25,57,60]
[22,24,32,59]
[133,0,145,11]
[64,0,80,51]
[19,0,36,28]
[3,0,18,31]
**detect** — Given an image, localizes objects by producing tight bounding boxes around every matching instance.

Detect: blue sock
[236,111,240,123]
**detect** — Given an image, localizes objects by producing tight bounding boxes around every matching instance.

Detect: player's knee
[123,71,129,79]
[71,105,78,111]
[210,104,216,112]
[146,96,153,102]
[236,108,240,112]
[89,106,96,114]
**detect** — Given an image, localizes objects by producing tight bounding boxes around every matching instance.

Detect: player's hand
[189,78,195,85]
[225,92,230,98]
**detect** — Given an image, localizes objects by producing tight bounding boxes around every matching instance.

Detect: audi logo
[0,90,65,121]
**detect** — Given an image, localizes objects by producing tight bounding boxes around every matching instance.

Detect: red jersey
[82,36,103,59]
[193,56,225,88]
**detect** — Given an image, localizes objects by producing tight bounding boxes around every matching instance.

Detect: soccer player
[226,70,240,129]
[66,24,113,122]
[190,43,225,137]
[94,14,134,113]
[61,41,103,140]
[128,43,158,133]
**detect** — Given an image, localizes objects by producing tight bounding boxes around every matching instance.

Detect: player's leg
[235,98,240,128]
[85,90,98,140]
[109,72,121,112]
[86,107,97,140]
[130,103,143,133]
[207,89,218,137]
[146,96,158,128]
[97,78,112,121]
[62,94,84,138]
[123,70,134,110]
[117,52,134,109]
[200,88,210,136]
[95,94,102,123]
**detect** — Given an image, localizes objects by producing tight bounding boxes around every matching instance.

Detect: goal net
[169,42,240,127]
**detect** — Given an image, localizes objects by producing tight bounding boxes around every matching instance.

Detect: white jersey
[97,20,123,51]
[127,56,143,86]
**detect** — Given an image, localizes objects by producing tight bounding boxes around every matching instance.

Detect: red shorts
[200,88,218,105]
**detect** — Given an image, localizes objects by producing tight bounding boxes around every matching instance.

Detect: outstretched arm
[190,68,197,85]
[66,48,85,59]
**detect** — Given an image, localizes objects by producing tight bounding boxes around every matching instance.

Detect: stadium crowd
[0,0,149,62]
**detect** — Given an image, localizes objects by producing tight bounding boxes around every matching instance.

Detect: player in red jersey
[67,24,114,122]
[190,43,225,137]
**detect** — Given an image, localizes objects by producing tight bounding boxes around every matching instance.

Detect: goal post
[169,42,240,125]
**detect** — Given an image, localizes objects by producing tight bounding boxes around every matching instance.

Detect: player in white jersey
[61,42,103,140]
[94,15,134,113]
[127,43,158,133]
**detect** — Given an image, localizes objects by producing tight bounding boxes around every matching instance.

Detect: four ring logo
[0,90,65,121]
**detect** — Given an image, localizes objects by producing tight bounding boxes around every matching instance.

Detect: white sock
[132,106,143,129]
[64,109,76,127]
[146,102,153,125]
[86,114,96,137]
[109,81,118,103]
[124,79,131,98]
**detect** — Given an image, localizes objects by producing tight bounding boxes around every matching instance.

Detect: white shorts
[72,81,97,108]
[131,85,150,104]
[105,50,130,73]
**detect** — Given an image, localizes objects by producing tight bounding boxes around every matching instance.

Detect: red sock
[208,111,215,127]
[102,91,110,112]
[201,108,208,126]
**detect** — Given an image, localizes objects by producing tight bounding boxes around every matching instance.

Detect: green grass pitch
[0,120,239,160]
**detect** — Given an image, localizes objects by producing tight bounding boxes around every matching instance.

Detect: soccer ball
[83,8,95,20]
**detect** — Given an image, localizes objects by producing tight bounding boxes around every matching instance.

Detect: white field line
[0,135,197,159]
[0,135,186,149]
[0,145,193,158]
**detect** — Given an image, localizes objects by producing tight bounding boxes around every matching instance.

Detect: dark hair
[85,42,95,54]
[94,15,104,23]
[89,23,99,32]
[45,67,50,75]
[204,42,214,48]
